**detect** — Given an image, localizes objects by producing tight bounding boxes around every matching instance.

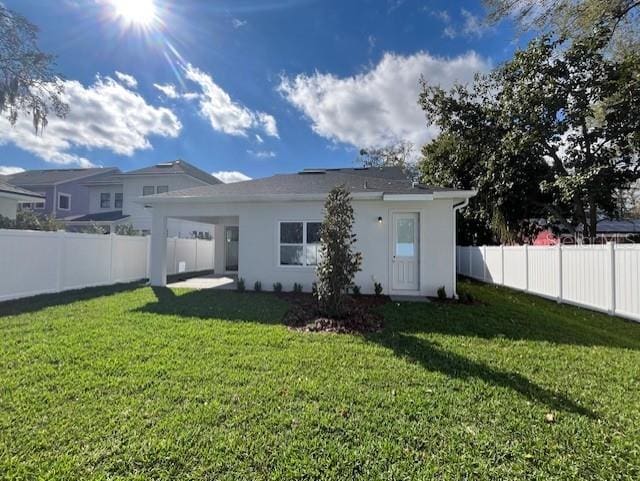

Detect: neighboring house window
[142,186,155,196]
[34,199,45,209]
[279,221,322,266]
[156,185,169,194]
[58,193,71,211]
[100,193,111,209]
[114,192,123,208]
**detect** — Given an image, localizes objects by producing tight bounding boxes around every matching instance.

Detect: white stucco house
[0,180,45,220]
[142,167,475,297]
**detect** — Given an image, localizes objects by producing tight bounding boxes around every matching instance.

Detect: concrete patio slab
[167,273,237,290]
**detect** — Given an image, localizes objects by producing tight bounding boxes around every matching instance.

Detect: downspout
[452,198,470,298]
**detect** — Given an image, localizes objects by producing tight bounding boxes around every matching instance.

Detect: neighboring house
[141,167,476,297]
[72,159,222,237]
[0,180,45,220]
[4,167,120,219]
[533,219,640,245]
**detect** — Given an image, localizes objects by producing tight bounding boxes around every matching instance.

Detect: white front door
[392,212,419,291]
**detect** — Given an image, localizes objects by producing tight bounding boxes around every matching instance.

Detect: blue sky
[0,0,522,182]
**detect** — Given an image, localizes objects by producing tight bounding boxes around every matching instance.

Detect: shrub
[311,282,318,297]
[437,286,447,300]
[374,282,383,297]
[115,224,141,236]
[254,281,262,292]
[237,278,246,293]
[315,185,363,318]
[273,282,282,293]
[351,285,361,297]
[458,290,475,304]
[293,282,303,293]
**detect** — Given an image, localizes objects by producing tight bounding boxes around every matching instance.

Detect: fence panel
[503,247,526,290]
[0,230,215,302]
[484,247,503,284]
[614,245,640,320]
[561,246,611,313]
[196,239,215,271]
[527,247,558,298]
[457,244,640,323]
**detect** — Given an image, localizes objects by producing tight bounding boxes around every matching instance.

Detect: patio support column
[150,209,168,286]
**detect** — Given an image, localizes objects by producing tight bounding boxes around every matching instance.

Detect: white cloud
[278,51,490,149]
[212,170,252,183]
[0,166,26,175]
[154,82,179,98]
[430,9,451,23]
[232,18,247,28]
[115,71,138,88]
[184,63,279,139]
[0,74,182,167]
[247,149,276,159]
[255,134,264,143]
[443,26,457,38]
[461,9,491,38]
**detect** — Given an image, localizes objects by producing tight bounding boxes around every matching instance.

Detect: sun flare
[110,0,158,28]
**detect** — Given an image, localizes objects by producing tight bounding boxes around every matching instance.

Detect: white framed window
[100,192,111,209]
[142,186,155,196]
[114,192,123,209]
[58,193,71,211]
[156,185,169,194]
[278,221,322,267]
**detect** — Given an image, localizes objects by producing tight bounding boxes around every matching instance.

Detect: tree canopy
[418,28,640,243]
[0,5,68,132]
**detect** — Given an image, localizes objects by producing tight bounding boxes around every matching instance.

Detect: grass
[1,279,639,480]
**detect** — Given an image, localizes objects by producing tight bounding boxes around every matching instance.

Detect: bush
[115,224,141,236]
[437,286,447,300]
[458,290,475,304]
[273,282,282,293]
[311,282,318,297]
[237,278,246,293]
[254,281,262,292]
[351,285,361,297]
[315,185,363,317]
[293,283,303,293]
[374,282,383,297]
[0,211,62,231]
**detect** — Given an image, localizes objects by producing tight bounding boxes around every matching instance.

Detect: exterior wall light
[378,216,383,224]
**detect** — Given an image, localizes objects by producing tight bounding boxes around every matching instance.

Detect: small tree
[316,185,362,318]
[0,210,62,231]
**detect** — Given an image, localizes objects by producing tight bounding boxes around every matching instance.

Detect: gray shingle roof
[123,159,221,185]
[0,181,45,199]
[144,167,472,200]
[5,167,119,186]
[66,211,130,222]
[596,219,640,233]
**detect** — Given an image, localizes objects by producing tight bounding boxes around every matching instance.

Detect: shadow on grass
[134,287,288,325]
[367,330,597,418]
[383,281,640,352]
[141,287,596,417]
[0,281,145,317]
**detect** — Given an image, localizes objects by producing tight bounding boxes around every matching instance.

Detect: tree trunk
[588,195,598,244]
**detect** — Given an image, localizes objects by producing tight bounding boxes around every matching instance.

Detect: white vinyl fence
[457,244,640,323]
[0,229,214,302]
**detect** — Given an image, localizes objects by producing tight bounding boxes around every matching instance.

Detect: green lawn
[1,280,639,480]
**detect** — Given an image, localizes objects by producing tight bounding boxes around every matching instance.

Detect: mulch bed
[279,293,389,333]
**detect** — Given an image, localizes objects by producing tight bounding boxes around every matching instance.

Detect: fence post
[109,233,115,283]
[608,242,616,315]
[195,237,199,272]
[524,244,529,292]
[557,243,563,304]
[482,245,487,282]
[56,231,65,293]
[469,247,472,277]
[500,245,505,285]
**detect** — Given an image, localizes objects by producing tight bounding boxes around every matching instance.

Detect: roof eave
[136,192,386,205]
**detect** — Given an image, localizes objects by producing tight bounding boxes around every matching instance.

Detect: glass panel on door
[225,226,239,271]
[395,218,415,257]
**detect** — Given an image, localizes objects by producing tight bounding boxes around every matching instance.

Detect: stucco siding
[153,198,457,296]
